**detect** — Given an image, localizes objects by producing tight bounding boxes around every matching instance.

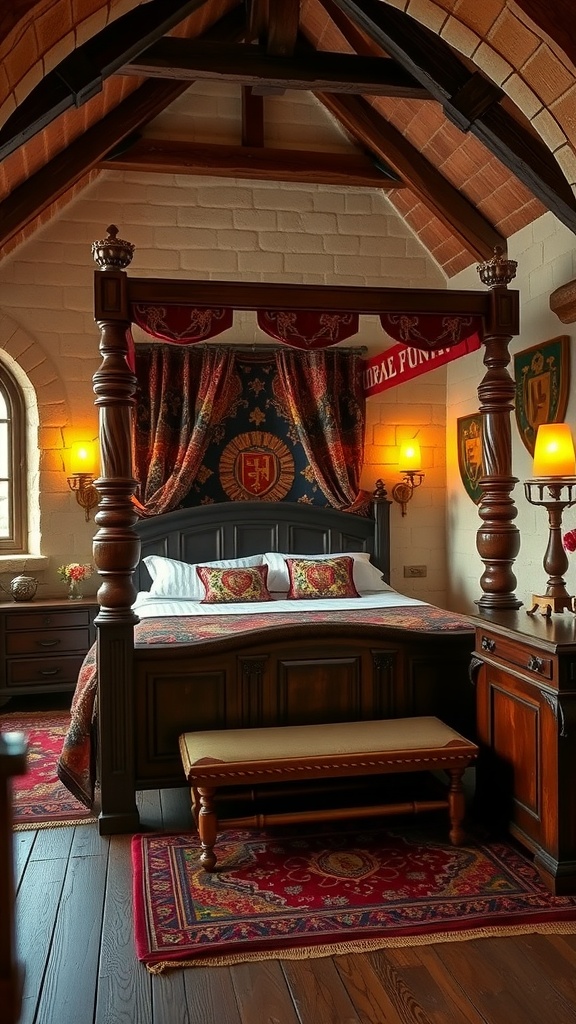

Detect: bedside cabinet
[0,597,97,703]
[472,609,576,895]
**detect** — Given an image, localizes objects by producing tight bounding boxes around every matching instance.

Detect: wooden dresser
[0,598,97,705]
[472,609,576,895]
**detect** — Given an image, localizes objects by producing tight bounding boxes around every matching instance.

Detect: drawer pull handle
[527,655,544,673]
[39,668,60,677]
[37,639,60,648]
[481,636,496,653]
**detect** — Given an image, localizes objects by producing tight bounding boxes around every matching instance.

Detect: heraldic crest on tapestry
[514,336,570,456]
[457,414,483,504]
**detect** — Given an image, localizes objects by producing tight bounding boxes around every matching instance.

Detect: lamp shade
[532,423,576,477]
[70,440,97,476]
[398,439,421,472]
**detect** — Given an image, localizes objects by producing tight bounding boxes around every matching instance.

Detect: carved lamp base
[527,593,575,617]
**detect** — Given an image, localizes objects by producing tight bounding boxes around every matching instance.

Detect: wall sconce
[67,440,99,521]
[391,440,425,516]
[524,422,576,615]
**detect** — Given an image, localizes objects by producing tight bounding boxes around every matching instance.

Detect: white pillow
[143,554,263,600]
[263,550,392,594]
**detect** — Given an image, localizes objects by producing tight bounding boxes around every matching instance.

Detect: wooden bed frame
[89,229,520,835]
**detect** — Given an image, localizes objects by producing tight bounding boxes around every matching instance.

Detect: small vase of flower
[57,562,93,600]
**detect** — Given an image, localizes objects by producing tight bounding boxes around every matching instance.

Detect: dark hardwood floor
[12,784,576,1024]
[7,691,576,1023]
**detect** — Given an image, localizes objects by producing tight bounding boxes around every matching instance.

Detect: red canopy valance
[381,313,483,349]
[131,303,233,342]
[129,304,483,351]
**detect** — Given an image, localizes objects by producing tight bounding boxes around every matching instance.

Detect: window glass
[0,367,26,552]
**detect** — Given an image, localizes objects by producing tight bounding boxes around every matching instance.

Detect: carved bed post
[91,226,141,833]
[475,248,522,609]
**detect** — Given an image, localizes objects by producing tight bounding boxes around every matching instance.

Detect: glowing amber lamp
[398,439,422,473]
[67,440,99,521]
[532,423,576,477]
[392,439,424,516]
[70,441,97,477]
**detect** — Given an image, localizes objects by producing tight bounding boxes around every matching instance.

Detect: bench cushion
[180,717,478,782]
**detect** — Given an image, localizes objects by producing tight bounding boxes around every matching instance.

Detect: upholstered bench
[179,717,478,871]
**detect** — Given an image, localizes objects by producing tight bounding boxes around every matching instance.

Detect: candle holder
[524,477,576,615]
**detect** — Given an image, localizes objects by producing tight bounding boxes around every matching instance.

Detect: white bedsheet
[132,589,427,618]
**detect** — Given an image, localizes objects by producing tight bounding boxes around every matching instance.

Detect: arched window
[0,364,26,552]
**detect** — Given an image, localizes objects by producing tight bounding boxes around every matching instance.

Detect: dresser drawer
[5,655,85,689]
[3,608,91,632]
[477,630,554,681]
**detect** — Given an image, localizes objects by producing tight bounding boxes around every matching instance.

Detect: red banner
[362,334,482,397]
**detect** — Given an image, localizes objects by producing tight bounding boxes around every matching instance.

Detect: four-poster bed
[67,228,521,836]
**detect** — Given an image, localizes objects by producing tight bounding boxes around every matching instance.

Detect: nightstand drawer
[6,628,92,656]
[5,655,85,689]
[4,608,92,632]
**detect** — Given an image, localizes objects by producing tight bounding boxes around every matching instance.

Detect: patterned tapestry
[182,353,331,507]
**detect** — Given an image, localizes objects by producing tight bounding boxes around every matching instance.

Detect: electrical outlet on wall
[403,565,427,577]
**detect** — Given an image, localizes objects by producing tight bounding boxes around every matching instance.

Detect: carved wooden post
[475,248,522,609]
[91,225,141,833]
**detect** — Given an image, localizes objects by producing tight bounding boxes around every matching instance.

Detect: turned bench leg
[447,767,466,845]
[197,786,218,871]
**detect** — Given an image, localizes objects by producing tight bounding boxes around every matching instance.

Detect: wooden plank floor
[12,786,576,1024]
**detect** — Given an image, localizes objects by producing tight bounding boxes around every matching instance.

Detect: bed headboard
[133,500,390,593]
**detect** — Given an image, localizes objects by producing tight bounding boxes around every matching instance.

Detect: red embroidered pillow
[196,563,272,603]
[286,556,360,599]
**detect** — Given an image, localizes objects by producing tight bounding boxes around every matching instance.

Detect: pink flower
[563,529,576,552]
[57,562,93,583]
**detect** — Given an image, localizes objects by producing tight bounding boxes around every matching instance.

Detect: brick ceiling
[0,0,574,276]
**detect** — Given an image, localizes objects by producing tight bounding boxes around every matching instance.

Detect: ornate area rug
[132,823,576,971]
[0,710,96,829]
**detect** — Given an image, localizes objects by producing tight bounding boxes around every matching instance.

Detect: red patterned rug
[0,710,96,829]
[132,823,576,971]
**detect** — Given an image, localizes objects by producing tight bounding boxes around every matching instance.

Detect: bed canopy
[90,225,520,624]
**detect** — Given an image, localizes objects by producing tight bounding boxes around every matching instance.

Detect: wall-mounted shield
[514,336,570,456]
[457,414,483,504]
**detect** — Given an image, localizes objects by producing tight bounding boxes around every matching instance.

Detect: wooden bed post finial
[91,225,135,271]
[476,245,517,290]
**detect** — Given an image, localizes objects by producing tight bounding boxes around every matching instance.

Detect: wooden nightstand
[472,610,576,895]
[0,597,97,704]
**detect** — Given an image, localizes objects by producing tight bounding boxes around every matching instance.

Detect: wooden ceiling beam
[242,87,265,147]
[320,93,505,260]
[267,0,300,56]
[317,0,381,57]
[0,0,210,162]
[330,0,576,232]
[245,0,269,43]
[100,137,404,187]
[0,9,248,255]
[123,39,428,97]
[0,81,192,255]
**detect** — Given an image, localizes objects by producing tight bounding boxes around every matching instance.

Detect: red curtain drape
[273,349,369,512]
[133,345,241,516]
